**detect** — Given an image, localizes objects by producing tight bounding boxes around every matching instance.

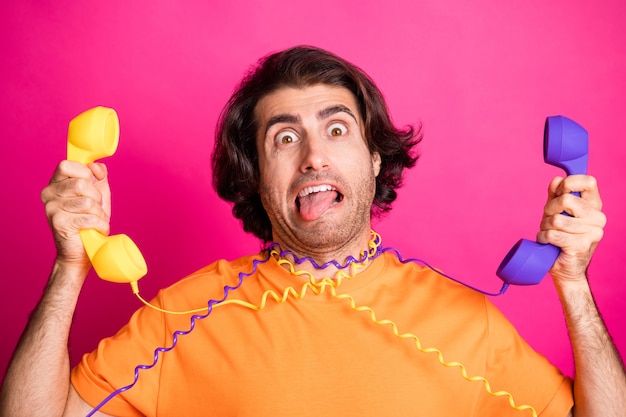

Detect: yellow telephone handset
[67,106,147,284]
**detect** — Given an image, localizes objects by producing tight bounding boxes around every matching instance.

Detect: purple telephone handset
[496,116,588,285]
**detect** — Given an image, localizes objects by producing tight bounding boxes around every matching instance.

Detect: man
[1,46,624,416]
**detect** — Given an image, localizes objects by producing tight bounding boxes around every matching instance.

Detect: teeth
[297,184,336,198]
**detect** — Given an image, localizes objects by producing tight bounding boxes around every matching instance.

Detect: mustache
[290,171,345,194]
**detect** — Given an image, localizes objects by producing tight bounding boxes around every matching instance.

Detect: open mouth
[295,184,344,220]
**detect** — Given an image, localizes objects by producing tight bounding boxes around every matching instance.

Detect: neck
[269,231,381,281]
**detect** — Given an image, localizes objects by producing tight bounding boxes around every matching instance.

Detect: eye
[276,131,299,144]
[328,123,347,137]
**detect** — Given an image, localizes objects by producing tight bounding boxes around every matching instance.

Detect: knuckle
[40,186,51,203]
[56,160,74,177]
[591,227,604,243]
[543,229,563,244]
[59,177,81,195]
[49,211,70,234]
[599,212,607,227]
[72,177,92,195]
[78,196,96,211]
[52,212,94,231]
[549,214,565,229]
[56,159,70,172]
[561,193,577,208]
[44,200,58,219]
[586,175,598,189]
[66,195,98,213]
[75,214,95,229]
[550,212,576,230]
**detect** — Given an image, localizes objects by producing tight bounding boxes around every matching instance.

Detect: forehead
[254,84,361,125]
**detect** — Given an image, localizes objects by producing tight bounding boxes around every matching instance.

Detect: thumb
[88,162,111,220]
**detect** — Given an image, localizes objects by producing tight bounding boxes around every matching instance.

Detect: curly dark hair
[212,45,421,242]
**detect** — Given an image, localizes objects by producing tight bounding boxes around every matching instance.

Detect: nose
[299,135,330,173]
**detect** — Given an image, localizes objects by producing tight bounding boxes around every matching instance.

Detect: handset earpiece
[67,106,120,164]
[496,116,588,285]
[67,106,148,284]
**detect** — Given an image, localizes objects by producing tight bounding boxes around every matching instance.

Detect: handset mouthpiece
[79,229,147,283]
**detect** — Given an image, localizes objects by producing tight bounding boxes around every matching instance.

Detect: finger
[41,162,109,207]
[537,217,605,244]
[41,160,112,239]
[41,177,104,204]
[87,162,111,218]
[44,192,108,220]
[553,175,602,210]
[546,176,565,201]
[88,162,108,181]
[542,192,597,219]
[537,202,606,252]
[536,226,604,252]
[539,210,605,235]
[47,206,111,238]
[539,185,607,250]
[49,160,94,184]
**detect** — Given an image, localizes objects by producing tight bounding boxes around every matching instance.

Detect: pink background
[1,0,624,386]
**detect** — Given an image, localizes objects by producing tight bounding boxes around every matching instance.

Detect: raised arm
[538,175,626,417]
[0,161,112,417]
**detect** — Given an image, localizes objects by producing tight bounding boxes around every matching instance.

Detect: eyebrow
[264,114,301,136]
[317,104,358,123]
[263,104,359,137]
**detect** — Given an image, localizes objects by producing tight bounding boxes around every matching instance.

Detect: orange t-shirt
[72,251,573,416]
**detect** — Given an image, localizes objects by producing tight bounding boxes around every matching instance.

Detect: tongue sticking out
[298,190,339,221]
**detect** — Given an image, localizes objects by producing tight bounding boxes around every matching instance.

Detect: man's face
[255,84,381,256]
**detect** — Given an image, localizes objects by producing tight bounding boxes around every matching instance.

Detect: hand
[536,175,606,285]
[40,160,111,272]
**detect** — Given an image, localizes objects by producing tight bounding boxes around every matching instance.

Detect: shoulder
[380,251,487,304]
[172,252,268,285]
[365,252,492,341]
[156,252,271,310]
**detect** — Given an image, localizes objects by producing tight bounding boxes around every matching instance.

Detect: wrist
[552,275,597,325]
[50,259,91,289]
[553,276,590,299]
[551,268,590,293]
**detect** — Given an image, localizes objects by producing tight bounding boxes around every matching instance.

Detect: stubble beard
[260,169,377,261]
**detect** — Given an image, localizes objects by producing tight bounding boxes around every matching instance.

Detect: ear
[372,151,381,177]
